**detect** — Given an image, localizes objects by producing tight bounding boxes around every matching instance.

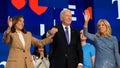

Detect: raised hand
[83,10,90,27]
[83,10,90,22]
[8,16,12,28]
[48,27,58,36]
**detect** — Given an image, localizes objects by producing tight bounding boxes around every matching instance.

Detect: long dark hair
[32,46,47,58]
[11,15,27,33]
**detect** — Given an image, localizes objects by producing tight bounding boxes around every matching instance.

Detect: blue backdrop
[1,0,120,68]
[94,0,120,41]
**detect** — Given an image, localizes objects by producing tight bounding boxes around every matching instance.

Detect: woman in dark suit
[3,15,53,68]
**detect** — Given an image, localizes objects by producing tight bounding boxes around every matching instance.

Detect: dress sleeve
[3,27,11,44]
[113,36,120,65]
[83,27,96,41]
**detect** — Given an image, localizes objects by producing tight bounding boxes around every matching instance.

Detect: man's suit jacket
[3,28,52,68]
[49,25,83,68]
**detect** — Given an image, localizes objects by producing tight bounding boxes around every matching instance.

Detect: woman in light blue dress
[83,10,120,68]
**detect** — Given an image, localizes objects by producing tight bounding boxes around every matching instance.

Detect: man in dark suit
[48,9,83,68]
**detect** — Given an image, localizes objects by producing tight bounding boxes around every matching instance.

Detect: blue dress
[84,27,120,68]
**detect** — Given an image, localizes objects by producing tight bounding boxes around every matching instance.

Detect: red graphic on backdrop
[29,0,48,15]
[11,0,48,15]
[11,0,26,10]
[86,7,93,20]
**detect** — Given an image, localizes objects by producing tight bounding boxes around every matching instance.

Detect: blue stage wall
[1,0,120,68]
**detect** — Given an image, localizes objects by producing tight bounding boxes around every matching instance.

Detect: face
[61,10,72,26]
[37,46,44,54]
[15,17,24,31]
[80,30,87,41]
[98,21,107,35]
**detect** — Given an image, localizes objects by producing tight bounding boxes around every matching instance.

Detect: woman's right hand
[8,16,12,28]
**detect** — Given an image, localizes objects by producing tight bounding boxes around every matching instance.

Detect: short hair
[60,8,71,21]
[96,19,112,37]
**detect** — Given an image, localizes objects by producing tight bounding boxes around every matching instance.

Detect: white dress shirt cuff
[46,32,50,37]
[78,63,83,66]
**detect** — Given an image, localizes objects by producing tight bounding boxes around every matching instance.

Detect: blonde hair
[96,19,112,37]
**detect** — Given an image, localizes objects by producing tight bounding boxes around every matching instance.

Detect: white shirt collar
[17,32,25,47]
[62,24,70,30]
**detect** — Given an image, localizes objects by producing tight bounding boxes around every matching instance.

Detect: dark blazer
[49,25,83,68]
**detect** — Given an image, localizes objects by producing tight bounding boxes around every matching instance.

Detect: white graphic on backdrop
[112,0,120,19]
[0,61,6,68]
[68,5,77,21]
